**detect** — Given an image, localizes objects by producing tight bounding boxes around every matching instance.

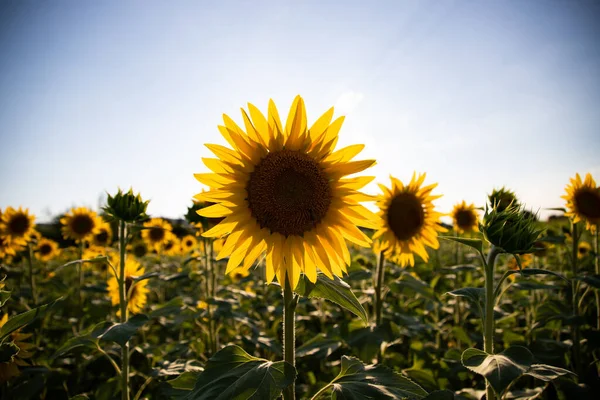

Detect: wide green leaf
[389,273,438,302]
[439,236,483,255]
[98,314,149,347]
[319,355,427,399]
[295,273,368,325]
[446,288,484,317]
[0,297,61,341]
[185,345,296,400]
[0,287,10,308]
[574,275,600,290]
[296,333,343,359]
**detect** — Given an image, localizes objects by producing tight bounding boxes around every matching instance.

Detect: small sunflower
[0,314,35,383]
[451,201,479,233]
[578,241,592,259]
[93,220,113,247]
[231,267,250,281]
[373,173,447,267]
[107,258,149,314]
[0,207,36,246]
[142,218,172,251]
[180,235,197,254]
[562,173,600,232]
[195,96,377,289]
[161,233,180,256]
[128,240,148,258]
[61,207,100,242]
[36,238,60,262]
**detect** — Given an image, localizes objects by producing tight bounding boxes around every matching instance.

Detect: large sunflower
[36,238,60,262]
[0,207,36,246]
[107,258,149,314]
[373,173,446,267]
[0,313,35,382]
[142,218,172,251]
[93,220,113,247]
[451,200,479,233]
[562,173,600,232]
[61,207,100,242]
[195,96,377,289]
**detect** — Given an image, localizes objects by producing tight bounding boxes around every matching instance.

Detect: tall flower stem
[594,226,599,330]
[118,220,130,400]
[26,244,37,305]
[283,276,297,400]
[484,245,500,400]
[78,242,84,308]
[203,239,216,355]
[374,251,385,326]
[570,221,581,376]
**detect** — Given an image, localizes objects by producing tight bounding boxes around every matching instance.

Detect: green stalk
[78,242,84,308]
[118,220,130,400]
[203,239,215,355]
[484,245,500,400]
[26,243,37,305]
[374,251,385,326]
[570,221,581,376]
[283,276,296,400]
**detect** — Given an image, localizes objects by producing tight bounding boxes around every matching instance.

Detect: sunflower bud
[481,204,543,254]
[488,187,519,212]
[103,188,149,223]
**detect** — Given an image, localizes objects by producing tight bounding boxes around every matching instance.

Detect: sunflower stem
[203,238,215,355]
[594,226,599,330]
[26,243,37,305]
[570,221,581,377]
[118,220,130,400]
[374,251,385,326]
[78,242,84,308]
[484,245,500,400]
[283,276,296,400]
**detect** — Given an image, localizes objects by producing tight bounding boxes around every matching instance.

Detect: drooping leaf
[525,364,574,381]
[295,273,368,325]
[389,273,438,302]
[98,314,150,347]
[324,355,427,399]
[52,335,99,360]
[439,237,483,255]
[0,288,11,307]
[133,271,160,283]
[185,345,296,400]
[574,275,600,290]
[296,333,343,359]
[0,297,62,341]
[446,288,485,317]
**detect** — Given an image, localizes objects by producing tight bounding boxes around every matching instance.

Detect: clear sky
[1,0,599,223]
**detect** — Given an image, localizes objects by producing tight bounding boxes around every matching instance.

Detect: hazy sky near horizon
[1,1,599,223]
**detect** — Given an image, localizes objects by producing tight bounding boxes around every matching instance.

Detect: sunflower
[373,173,446,267]
[231,267,250,281]
[107,258,149,314]
[180,235,197,254]
[578,241,592,259]
[128,240,148,258]
[0,235,17,260]
[451,200,479,233]
[195,96,377,289]
[507,253,534,271]
[142,218,172,251]
[61,207,100,242]
[36,238,60,262]
[562,173,600,232]
[161,233,180,256]
[93,220,113,247]
[0,314,35,382]
[0,207,36,246]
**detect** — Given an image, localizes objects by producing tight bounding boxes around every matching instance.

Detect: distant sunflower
[61,207,100,242]
[195,96,377,289]
[142,218,172,251]
[562,173,600,232]
[578,241,592,259]
[0,235,17,260]
[0,207,36,246]
[231,267,250,281]
[128,240,148,258]
[161,233,180,256]
[451,201,479,233]
[180,235,197,253]
[0,314,35,383]
[36,238,60,262]
[107,258,149,314]
[373,173,446,267]
[93,220,113,247]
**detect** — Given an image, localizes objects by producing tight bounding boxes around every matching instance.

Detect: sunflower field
[1,97,599,400]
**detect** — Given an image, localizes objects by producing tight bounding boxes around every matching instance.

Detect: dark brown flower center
[185,239,193,247]
[95,230,109,245]
[71,215,95,236]
[387,193,424,241]
[578,245,589,255]
[164,241,174,251]
[40,244,52,256]
[133,244,147,258]
[455,209,476,231]
[149,227,165,242]
[246,150,332,237]
[574,189,600,219]
[8,214,30,236]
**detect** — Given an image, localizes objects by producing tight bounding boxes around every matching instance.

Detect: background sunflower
[562,172,600,232]
[36,238,60,262]
[107,258,149,315]
[0,207,36,246]
[451,200,479,233]
[60,207,100,242]
[142,218,172,252]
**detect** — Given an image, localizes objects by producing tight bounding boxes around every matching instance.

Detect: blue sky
[1,1,599,222]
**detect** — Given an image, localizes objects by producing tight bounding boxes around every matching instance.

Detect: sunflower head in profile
[372,173,446,267]
[488,187,519,212]
[0,314,35,383]
[36,238,60,262]
[180,235,197,254]
[60,207,100,242]
[451,201,479,234]
[142,218,172,251]
[93,220,113,247]
[562,173,600,232]
[107,258,149,315]
[578,241,592,259]
[195,96,377,289]
[0,207,36,246]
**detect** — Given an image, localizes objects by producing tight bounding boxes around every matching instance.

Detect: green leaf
[295,273,368,325]
[574,275,600,290]
[70,395,90,400]
[185,345,296,400]
[439,236,483,255]
[296,333,343,359]
[149,297,184,318]
[442,264,478,273]
[0,341,20,362]
[446,288,484,317]
[537,235,566,244]
[98,314,149,347]
[133,271,160,283]
[423,390,468,400]
[0,288,11,307]
[328,356,428,399]
[525,364,575,381]
[52,335,99,360]
[168,371,202,390]
[389,273,438,302]
[0,297,61,341]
